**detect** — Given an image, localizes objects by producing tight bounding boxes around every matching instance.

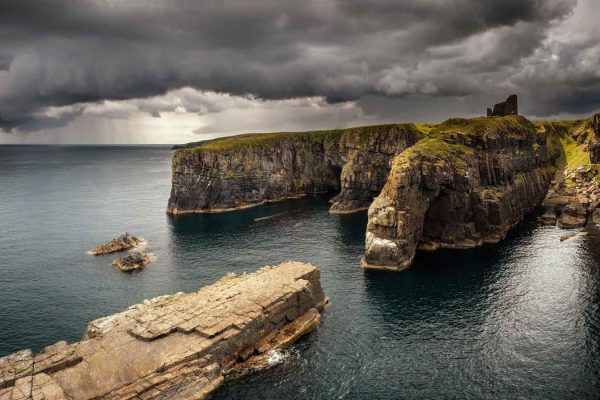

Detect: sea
[0,145,599,399]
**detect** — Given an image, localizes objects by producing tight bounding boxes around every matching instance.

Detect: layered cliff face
[168,113,600,271]
[167,125,423,214]
[0,262,327,399]
[363,116,557,270]
[538,115,600,228]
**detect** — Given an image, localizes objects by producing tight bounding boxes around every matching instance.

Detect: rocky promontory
[167,111,600,271]
[167,125,424,214]
[0,262,327,399]
[364,116,556,269]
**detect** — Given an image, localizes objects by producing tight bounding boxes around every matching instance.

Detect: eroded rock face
[540,166,600,228]
[363,116,556,270]
[88,233,144,255]
[167,125,423,214]
[0,262,327,400]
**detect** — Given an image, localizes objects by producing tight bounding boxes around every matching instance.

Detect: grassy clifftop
[178,123,428,154]
[430,115,536,139]
[175,115,594,173]
[535,118,594,173]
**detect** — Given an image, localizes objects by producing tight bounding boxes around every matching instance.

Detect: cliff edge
[363,116,557,270]
[168,112,600,270]
[167,125,424,214]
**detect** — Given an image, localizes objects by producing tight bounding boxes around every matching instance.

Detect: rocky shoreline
[0,262,327,399]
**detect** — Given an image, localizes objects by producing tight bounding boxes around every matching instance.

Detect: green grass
[430,115,535,139]
[186,129,344,152]
[538,118,594,173]
[180,123,429,153]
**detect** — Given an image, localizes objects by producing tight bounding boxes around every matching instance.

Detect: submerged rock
[88,233,144,255]
[560,232,578,242]
[111,252,153,272]
[0,262,327,399]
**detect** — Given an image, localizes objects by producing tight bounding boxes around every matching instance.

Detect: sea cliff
[168,113,600,270]
[364,116,556,269]
[167,125,424,214]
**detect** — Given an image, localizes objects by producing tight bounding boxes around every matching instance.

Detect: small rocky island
[0,262,327,399]
[167,103,600,271]
[88,233,144,255]
[112,252,154,272]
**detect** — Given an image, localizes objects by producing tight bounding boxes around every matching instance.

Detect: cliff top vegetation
[180,124,427,153]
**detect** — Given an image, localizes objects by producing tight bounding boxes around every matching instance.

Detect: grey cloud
[0,0,592,132]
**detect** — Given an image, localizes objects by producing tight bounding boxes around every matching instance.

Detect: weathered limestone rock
[487,95,518,117]
[0,262,327,399]
[89,234,144,255]
[541,166,600,228]
[363,116,556,270]
[167,125,423,214]
[112,252,154,272]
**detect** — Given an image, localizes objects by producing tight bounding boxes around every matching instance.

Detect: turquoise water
[1,145,599,399]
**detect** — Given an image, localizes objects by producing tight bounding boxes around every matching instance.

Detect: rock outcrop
[167,125,423,214]
[363,116,556,270]
[0,262,327,399]
[539,117,600,228]
[588,113,600,163]
[541,167,600,228]
[112,252,154,272]
[486,95,518,117]
[89,234,144,255]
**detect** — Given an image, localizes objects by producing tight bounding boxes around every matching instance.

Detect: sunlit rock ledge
[0,262,328,400]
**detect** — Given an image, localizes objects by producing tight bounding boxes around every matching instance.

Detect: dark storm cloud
[0,0,593,131]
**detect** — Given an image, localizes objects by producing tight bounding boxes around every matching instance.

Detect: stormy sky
[0,0,599,144]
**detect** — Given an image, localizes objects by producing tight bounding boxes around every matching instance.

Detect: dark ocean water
[1,145,599,399]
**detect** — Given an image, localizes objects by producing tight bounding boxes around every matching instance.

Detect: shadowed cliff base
[168,112,600,271]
